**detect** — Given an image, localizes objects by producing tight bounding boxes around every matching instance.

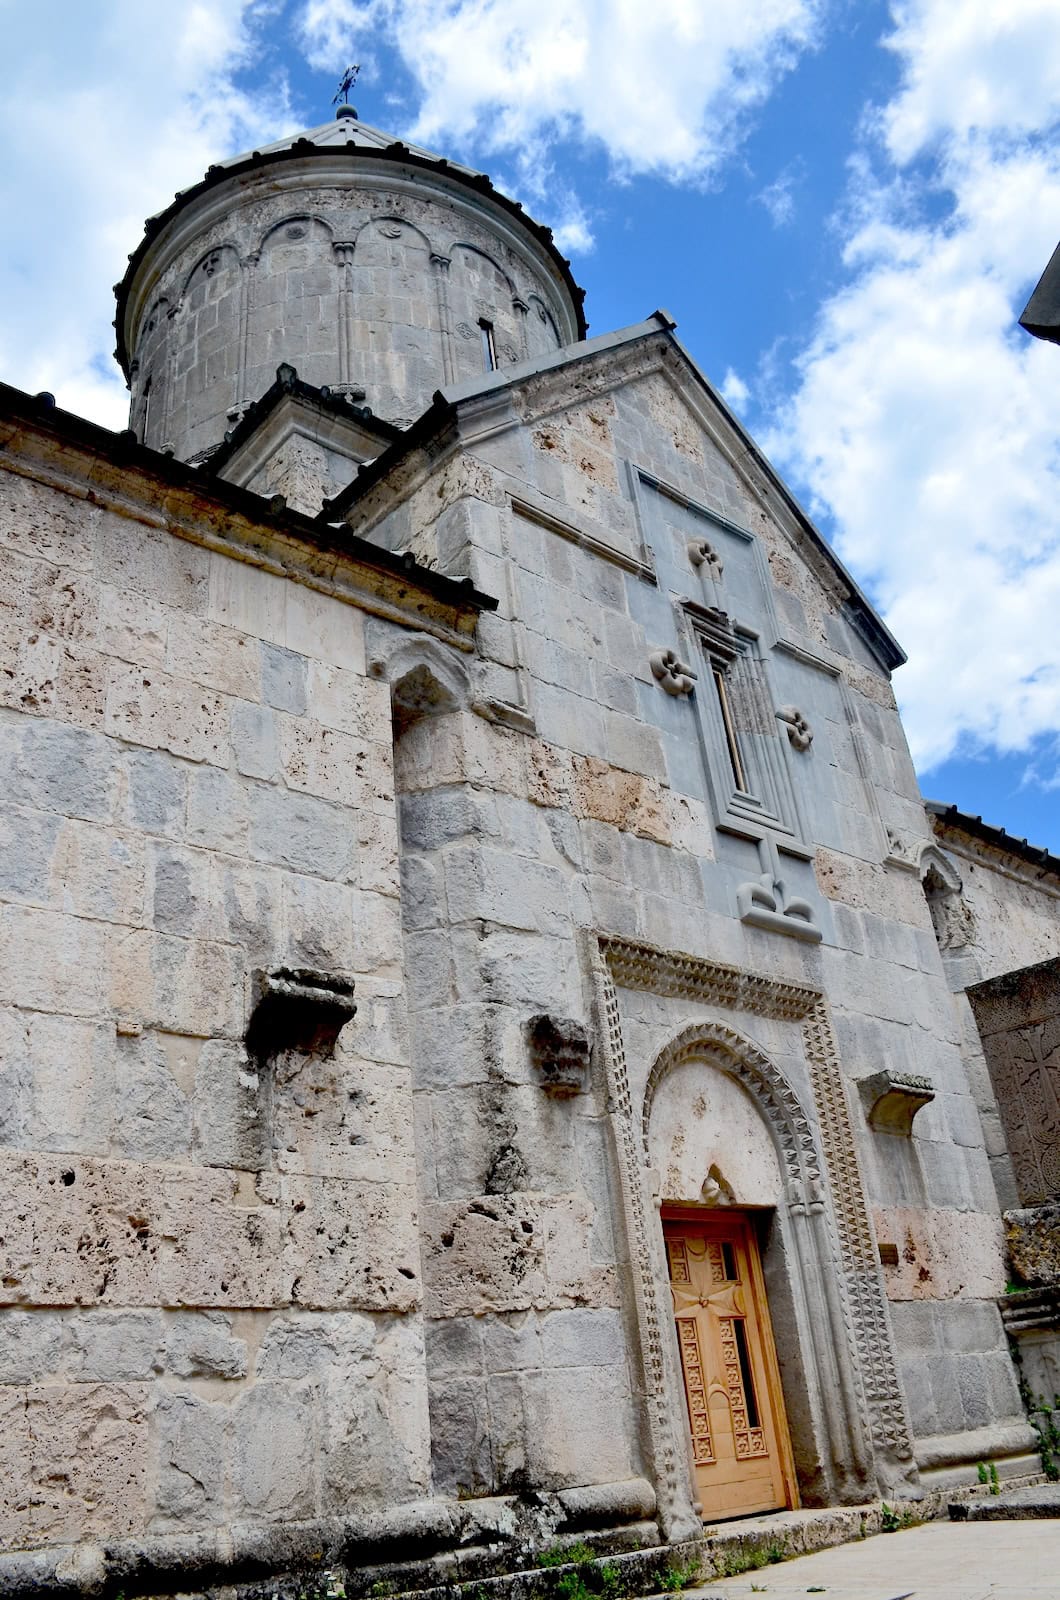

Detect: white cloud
[0,0,294,429]
[298,0,822,185]
[757,166,800,227]
[768,0,1060,775]
[720,369,751,411]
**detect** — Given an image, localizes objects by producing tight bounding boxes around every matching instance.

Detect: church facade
[0,106,1054,1596]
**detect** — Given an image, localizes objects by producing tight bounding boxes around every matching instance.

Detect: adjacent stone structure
[0,107,1053,1597]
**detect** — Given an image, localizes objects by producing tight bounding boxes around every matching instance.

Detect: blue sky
[3,0,1060,850]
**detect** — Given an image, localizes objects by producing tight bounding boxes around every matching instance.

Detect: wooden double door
[664,1209,796,1519]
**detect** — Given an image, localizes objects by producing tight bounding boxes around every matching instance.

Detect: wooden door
[664,1210,796,1519]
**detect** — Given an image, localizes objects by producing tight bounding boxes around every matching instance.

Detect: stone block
[248,773,356,881]
[154,1388,227,1527]
[230,698,281,780]
[261,642,308,714]
[98,581,168,668]
[399,788,499,851]
[255,1310,375,1379]
[147,842,217,939]
[108,928,244,1038]
[186,767,250,852]
[192,1038,266,1170]
[215,860,281,961]
[21,1381,150,1545]
[0,1310,63,1382]
[288,592,366,674]
[160,1167,282,1308]
[106,661,228,766]
[231,1381,315,1517]
[165,1310,248,1378]
[98,514,209,615]
[425,1315,484,1378]
[524,1364,636,1486]
[0,805,61,906]
[125,747,188,837]
[167,612,260,700]
[540,1307,626,1368]
[66,1309,162,1380]
[356,810,400,898]
[427,1376,493,1496]
[280,872,356,972]
[6,718,114,822]
[0,906,107,1015]
[444,845,568,936]
[0,473,95,570]
[400,853,445,931]
[279,1175,420,1311]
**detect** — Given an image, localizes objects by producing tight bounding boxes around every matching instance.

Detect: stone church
[0,103,1057,1596]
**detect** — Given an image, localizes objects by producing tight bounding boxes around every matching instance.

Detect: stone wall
[0,444,433,1559]
[343,327,1031,1497]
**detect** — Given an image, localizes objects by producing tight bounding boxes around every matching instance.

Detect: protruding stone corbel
[859,1069,935,1136]
[776,705,813,751]
[649,649,697,696]
[526,1014,591,1097]
[245,968,357,1066]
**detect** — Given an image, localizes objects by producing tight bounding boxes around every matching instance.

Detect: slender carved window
[712,666,748,793]
[479,318,497,371]
[685,599,801,842]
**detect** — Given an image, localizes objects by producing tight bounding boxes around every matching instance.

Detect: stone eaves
[0,381,495,642]
[320,310,906,675]
[926,799,1060,883]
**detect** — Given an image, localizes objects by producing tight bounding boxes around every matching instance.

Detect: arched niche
[249,216,337,395]
[447,242,524,381]
[919,843,975,954]
[340,216,435,422]
[526,293,561,359]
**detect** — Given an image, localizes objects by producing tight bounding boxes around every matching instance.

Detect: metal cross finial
[333,65,361,106]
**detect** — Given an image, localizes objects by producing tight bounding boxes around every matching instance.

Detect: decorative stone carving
[526,1013,591,1097]
[456,321,475,339]
[858,1069,936,1136]
[687,538,723,580]
[736,873,822,943]
[649,649,697,696]
[593,932,917,1490]
[245,968,357,1066]
[379,223,403,239]
[776,705,813,751]
[700,1165,735,1206]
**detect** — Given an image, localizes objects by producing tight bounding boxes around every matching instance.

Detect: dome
[115,112,587,461]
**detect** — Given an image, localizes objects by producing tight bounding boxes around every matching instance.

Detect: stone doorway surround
[583,931,918,1537]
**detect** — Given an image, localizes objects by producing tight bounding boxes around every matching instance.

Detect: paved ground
[688,1520,1060,1598]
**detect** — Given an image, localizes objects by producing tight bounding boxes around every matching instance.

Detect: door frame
[661,1203,800,1518]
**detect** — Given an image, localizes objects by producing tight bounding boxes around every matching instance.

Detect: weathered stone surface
[1005,1202,1060,1287]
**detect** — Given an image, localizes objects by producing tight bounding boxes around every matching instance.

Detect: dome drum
[117,135,585,462]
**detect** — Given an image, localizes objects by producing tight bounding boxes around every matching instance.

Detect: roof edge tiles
[927,800,1060,879]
